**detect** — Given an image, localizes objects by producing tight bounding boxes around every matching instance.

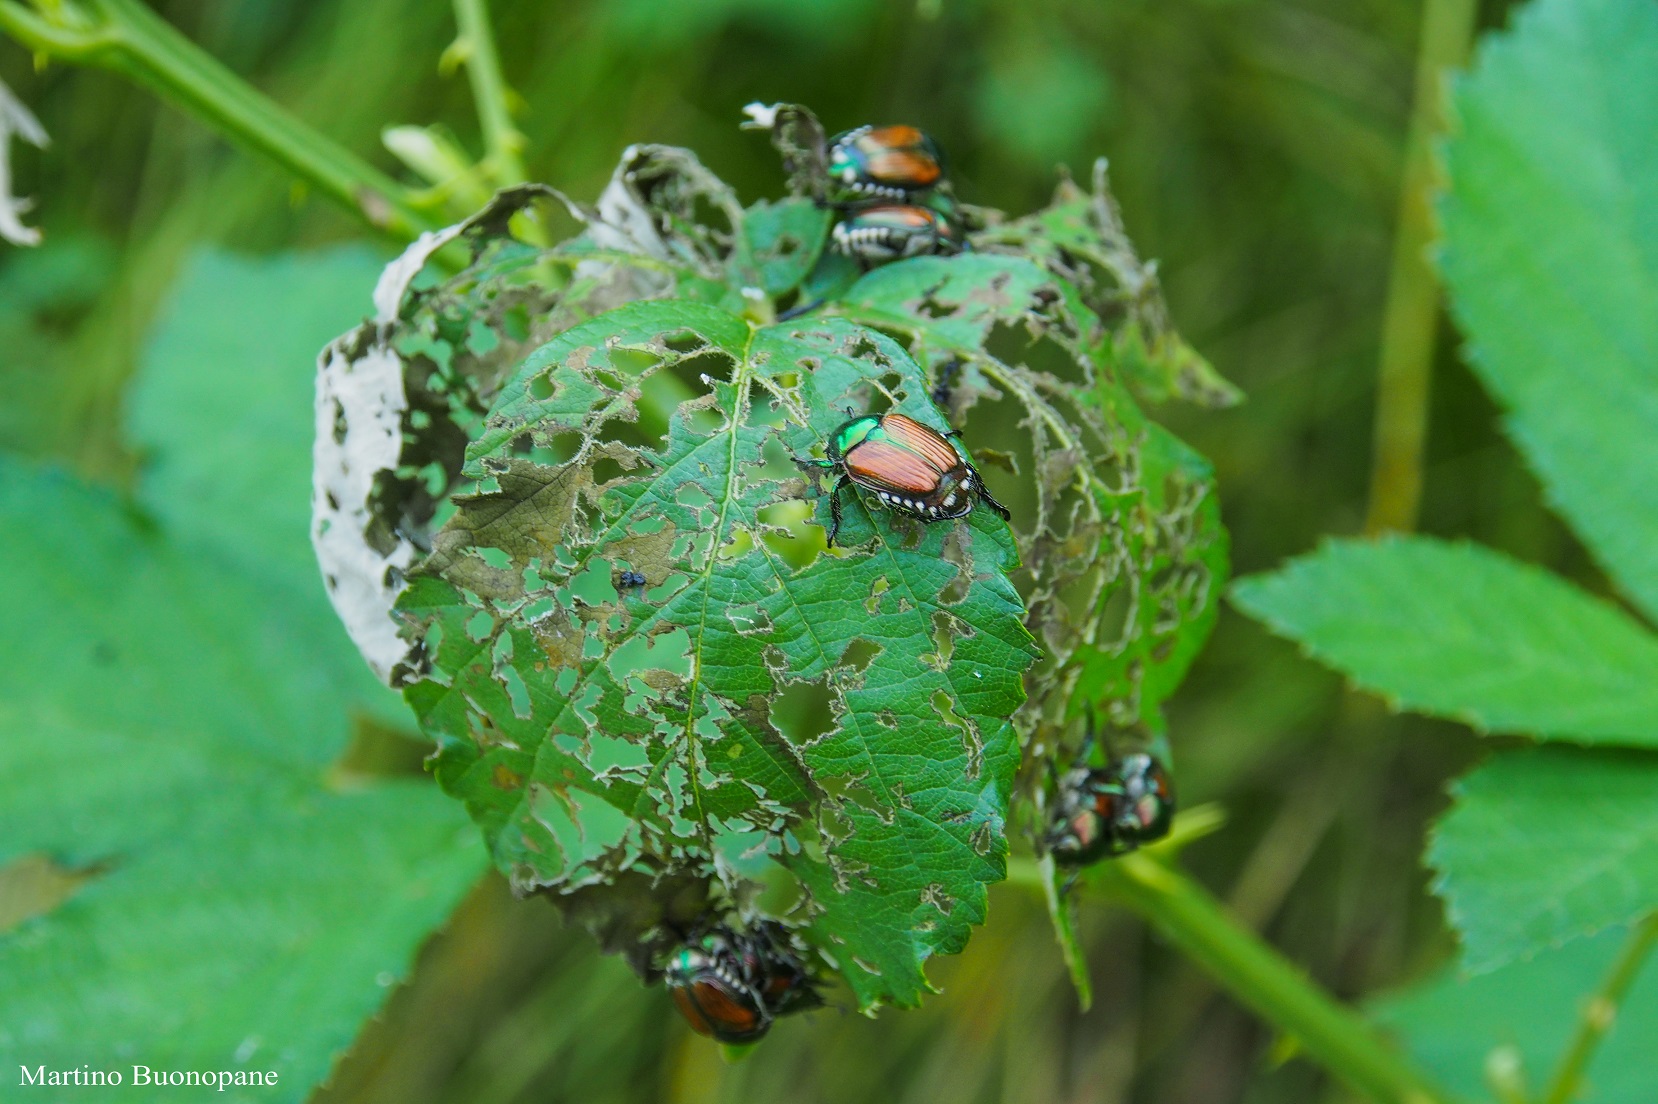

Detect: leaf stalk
[0,0,437,239]
[1009,851,1459,1104]
[450,0,526,189]
[1363,0,1478,535]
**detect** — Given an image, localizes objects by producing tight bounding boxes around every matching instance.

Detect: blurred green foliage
[15,0,1637,1100]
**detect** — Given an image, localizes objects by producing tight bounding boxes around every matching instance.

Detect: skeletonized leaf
[837,253,1227,754]
[398,298,1037,1007]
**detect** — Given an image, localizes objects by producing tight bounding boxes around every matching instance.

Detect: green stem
[1363,0,1478,535]
[450,0,526,188]
[1023,854,1459,1104]
[0,0,436,239]
[1540,911,1658,1104]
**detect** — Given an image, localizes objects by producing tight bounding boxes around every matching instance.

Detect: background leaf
[130,245,405,726]
[1429,746,1658,974]
[131,247,382,577]
[1441,0,1658,623]
[1376,926,1658,1104]
[0,249,483,1098]
[1231,536,1658,746]
[0,461,481,1099]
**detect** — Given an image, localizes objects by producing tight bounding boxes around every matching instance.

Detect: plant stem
[1363,0,1478,535]
[1540,911,1658,1104]
[0,0,436,239]
[451,0,526,188]
[1100,855,1455,1104]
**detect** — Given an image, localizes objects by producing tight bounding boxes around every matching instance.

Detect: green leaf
[0,461,481,1097]
[1430,746,1658,973]
[129,246,403,725]
[740,197,831,297]
[1232,537,1658,746]
[837,253,1228,740]
[1441,0,1658,623]
[356,138,1228,1011]
[1376,927,1658,1104]
[130,247,383,582]
[398,298,1038,1009]
[976,164,1242,410]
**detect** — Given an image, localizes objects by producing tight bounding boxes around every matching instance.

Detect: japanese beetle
[798,412,1009,547]
[1046,753,1175,867]
[827,124,945,202]
[666,930,770,1044]
[664,923,817,1045]
[832,204,963,264]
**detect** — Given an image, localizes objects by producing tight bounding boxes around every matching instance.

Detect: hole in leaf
[772,680,835,748]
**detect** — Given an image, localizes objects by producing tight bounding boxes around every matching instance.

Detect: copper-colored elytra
[878,413,964,472]
[865,151,942,187]
[860,126,942,187]
[870,124,924,146]
[844,439,946,494]
[673,982,764,1040]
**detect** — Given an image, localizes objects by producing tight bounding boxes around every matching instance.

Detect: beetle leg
[826,475,850,547]
[975,477,1012,521]
[1058,868,1081,899]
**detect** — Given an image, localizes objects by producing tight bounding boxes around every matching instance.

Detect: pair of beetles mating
[824,124,964,263]
[664,920,818,1045]
[659,748,1175,1044]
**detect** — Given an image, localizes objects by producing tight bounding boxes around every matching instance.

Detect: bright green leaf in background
[1232,0,1658,1084]
[1440,0,1658,624]
[1376,926,1658,1103]
[132,247,408,730]
[1231,537,1658,746]
[0,250,483,1099]
[133,248,383,585]
[1430,747,1658,975]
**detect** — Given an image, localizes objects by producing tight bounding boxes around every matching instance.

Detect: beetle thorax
[828,415,882,462]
